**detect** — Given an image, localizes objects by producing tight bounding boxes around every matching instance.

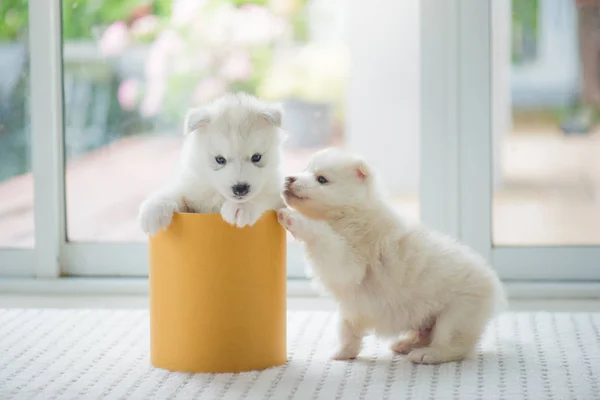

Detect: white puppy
[139,93,285,235]
[278,148,507,364]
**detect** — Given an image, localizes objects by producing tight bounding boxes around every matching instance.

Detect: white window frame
[13,0,594,293]
[0,0,65,280]
[1,0,70,280]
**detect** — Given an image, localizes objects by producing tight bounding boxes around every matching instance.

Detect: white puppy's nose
[285,176,296,185]
[232,183,250,197]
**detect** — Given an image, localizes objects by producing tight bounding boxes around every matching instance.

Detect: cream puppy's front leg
[278,208,369,359]
[331,318,366,360]
[276,208,319,242]
[277,208,367,286]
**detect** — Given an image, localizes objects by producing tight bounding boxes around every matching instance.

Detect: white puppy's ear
[259,103,283,127]
[184,108,211,134]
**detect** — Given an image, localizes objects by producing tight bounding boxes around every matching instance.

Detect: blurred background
[1,0,599,249]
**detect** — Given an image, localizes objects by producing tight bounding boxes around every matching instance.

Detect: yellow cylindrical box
[149,211,287,373]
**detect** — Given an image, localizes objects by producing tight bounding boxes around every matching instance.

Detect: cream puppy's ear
[183,107,211,135]
[354,159,371,182]
[259,102,283,127]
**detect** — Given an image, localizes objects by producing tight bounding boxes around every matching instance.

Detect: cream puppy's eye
[316,176,328,184]
[251,153,262,163]
[215,156,227,165]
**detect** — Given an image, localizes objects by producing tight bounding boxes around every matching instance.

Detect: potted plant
[257,43,348,147]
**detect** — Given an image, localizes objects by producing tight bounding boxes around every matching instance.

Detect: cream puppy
[139,93,285,235]
[278,148,506,364]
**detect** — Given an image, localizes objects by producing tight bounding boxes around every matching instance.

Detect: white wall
[345,0,420,193]
[342,0,577,193]
[493,0,512,187]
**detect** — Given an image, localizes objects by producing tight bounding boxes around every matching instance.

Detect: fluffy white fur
[278,147,507,364]
[139,93,285,235]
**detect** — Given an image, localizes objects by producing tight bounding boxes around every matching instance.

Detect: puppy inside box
[139,92,286,234]
[143,94,289,374]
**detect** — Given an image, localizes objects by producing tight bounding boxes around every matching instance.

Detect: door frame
[455,0,600,281]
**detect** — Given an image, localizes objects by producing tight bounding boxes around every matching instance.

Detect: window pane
[61,1,420,273]
[0,1,33,248]
[493,0,600,246]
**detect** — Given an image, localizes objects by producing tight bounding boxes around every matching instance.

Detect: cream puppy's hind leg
[407,298,493,364]
[391,328,432,355]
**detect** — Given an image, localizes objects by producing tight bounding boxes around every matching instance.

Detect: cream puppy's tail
[492,278,509,315]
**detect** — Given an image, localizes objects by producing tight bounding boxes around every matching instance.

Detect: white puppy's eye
[215,156,227,165]
[251,153,262,163]
[316,176,328,184]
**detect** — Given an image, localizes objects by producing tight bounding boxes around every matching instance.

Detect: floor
[494,127,600,246]
[1,303,599,399]
[0,295,599,312]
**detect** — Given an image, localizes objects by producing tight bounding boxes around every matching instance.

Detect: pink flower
[117,79,139,111]
[233,5,284,46]
[202,5,237,46]
[220,51,253,81]
[193,52,213,71]
[140,79,166,117]
[99,22,129,57]
[269,0,300,16]
[172,0,206,26]
[130,15,159,39]
[193,78,227,103]
[145,30,183,79]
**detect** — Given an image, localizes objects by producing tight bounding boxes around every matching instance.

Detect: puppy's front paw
[220,201,239,226]
[276,208,295,229]
[221,202,259,228]
[235,205,258,227]
[139,198,179,236]
[277,208,309,240]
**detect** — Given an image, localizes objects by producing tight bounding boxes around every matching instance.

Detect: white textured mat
[1,310,599,399]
